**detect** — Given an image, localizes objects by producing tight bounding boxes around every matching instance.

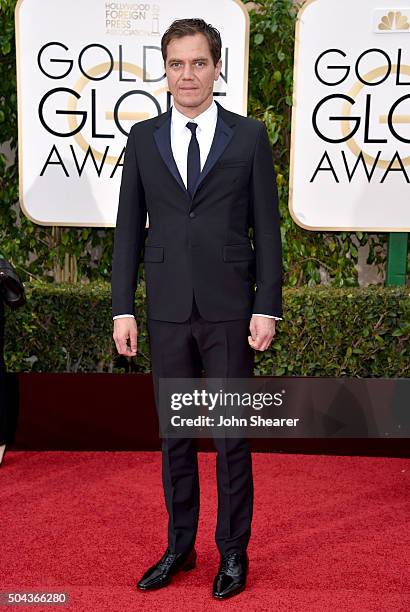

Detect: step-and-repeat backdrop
[16,0,410,232]
[290,0,410,231]
[15,0,249,226]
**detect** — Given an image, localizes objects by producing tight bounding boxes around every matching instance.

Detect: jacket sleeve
[249,121,283,318]
[111,125,147,318]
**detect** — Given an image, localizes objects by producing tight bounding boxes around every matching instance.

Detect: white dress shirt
[171,99,217,185]
[113,101,282,322]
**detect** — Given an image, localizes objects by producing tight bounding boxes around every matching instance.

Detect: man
[111,18,282,600]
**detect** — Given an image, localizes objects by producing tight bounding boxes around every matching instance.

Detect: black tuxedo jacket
[112,101,282,322]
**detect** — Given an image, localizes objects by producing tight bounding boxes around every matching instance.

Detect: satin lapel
[153,112,187,195]
[192,113,234,198]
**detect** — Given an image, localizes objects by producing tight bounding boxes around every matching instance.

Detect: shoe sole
[137,560,196,591]
[212,584,246,600]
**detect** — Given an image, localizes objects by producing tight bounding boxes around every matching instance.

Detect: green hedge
[3,282,409,377]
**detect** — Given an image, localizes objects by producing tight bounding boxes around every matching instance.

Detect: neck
[174,96,214,119]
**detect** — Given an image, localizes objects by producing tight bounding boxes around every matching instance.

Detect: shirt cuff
[113,314,135,320]
[253,313,282,321]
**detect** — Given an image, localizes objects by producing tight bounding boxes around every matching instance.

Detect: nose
[181,64,194,80]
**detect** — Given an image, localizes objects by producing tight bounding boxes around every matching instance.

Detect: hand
[248,315,276,351]
[113,317,138,357]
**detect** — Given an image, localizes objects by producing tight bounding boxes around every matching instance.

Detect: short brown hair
[161,18,222,66]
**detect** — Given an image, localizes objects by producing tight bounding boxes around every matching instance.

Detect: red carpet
[1,451,409,611]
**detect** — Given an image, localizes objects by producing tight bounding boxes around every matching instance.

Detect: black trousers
[147,294,254,555]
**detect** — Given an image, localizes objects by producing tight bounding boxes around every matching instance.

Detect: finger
[249,321,257,340]
[262,332,273,344]
[113,337,123,355]
[113,328,133,356]
[258,334,271,350]
[123,336,137,357]
[118,335,132,356]
[248,335,263,351]
[261,333,275,351]
[130,329,138,354]
[122,345,134,357]
[250,324,260,341]
[255,333,269,346]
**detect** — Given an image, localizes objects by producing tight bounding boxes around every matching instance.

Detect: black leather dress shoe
[212,552,248,599]
[137,547,196,590]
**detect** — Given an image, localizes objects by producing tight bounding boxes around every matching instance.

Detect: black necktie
[186,122,200,198]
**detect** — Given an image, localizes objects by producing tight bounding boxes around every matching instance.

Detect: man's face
[165,33,222,113]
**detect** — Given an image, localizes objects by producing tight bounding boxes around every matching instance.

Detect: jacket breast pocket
[144,246,164,262]
[223,244,254,262]
[216,159,249,168]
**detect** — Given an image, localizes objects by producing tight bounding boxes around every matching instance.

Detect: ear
[214,58,222,81]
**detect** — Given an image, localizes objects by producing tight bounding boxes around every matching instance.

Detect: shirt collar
[171,100,218,134]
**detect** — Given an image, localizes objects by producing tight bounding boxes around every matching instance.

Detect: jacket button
[189,211,196,218]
